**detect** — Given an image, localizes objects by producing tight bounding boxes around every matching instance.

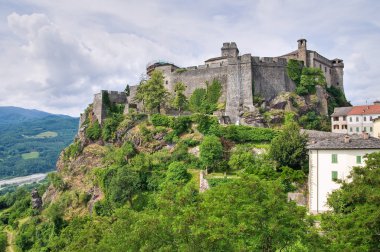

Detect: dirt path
[5,229,15,252]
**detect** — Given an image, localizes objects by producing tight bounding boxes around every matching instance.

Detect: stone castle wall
[93,91,126,124]
[252,57,296,100]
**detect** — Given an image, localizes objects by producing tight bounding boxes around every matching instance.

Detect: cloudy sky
[0,0,379,116]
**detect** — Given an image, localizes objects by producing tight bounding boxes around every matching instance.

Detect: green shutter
[332,154,338,163]
[356,156,362,164]
[332,171,338,181]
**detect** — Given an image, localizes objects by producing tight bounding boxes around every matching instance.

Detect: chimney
[362,132,369,140]
[344,135,350,143]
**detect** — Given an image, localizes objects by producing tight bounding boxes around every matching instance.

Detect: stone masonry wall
[252,57,296,100]
[170,66,228,103]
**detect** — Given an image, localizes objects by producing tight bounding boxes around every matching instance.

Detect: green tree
[164,161,191,185]
[322,152,380,251]
[125,84,130,96]
[189,88,206,113]
[199,135,223,172]
[193,175,312,251]
[134,70,168,113]
[171,82,188,115]
[269,121,308,170]
[107,167,142,207]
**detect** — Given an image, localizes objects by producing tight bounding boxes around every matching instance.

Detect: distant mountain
[0,106,56,125]
[0,107,78,179]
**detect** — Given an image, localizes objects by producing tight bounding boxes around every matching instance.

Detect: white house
[308,133,380,214]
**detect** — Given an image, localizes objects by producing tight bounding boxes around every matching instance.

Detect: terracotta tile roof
[347,105,380,115]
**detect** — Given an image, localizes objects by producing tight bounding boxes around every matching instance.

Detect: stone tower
[297,38,308,66]
[221,42,239,58]
[332,59,344,91]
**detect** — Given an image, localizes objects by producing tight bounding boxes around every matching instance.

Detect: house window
[325,67,327,72]
[343,116,347,121]
[343,125,347,129]
[356,117,359,122]
[331,171,338,181]
[364,127,367,132]
[165,80,168,85]
[356,156,362,164]
[350,127,353,132]
[370,116,373,121]
[370,127,373,132]
[333,117,339,121]
[349,117,352,122]
[333,125,339,129]
[364,117,367,121]
[356,127,359,132]
[332,154,338,163]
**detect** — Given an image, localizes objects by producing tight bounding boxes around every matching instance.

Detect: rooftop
[331,107,352,117]
[347,105,380,115]
[307,133,380,150]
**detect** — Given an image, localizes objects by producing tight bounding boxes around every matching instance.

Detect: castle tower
[331,59,344,91]
[221,42,239,58]
[297,38,308,66]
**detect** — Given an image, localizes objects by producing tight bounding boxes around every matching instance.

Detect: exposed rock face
[31,188,42,210]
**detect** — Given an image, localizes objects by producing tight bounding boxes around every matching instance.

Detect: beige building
[331,107,351,134]
[374,117,380,138]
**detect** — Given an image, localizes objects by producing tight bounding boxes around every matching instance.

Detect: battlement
[251,56,287,65]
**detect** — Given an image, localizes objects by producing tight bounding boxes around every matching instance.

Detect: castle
[88,39,344,124]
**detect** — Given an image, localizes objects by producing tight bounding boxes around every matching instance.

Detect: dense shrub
[164,161,191,184]
[207,178,231,188]
[192,114,219,135]
[199,135,223,172]
[102,114,124,141]
[220,125,278,143]
[287,59,303,85]
[170,116,192,135]
[0,232,6,252]
[85,121,102,140]
[64,140,81,160]
[151,114,172,127]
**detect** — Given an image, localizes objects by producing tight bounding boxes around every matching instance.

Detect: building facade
[331,102,380,136]
[373,117,380,138]
[331,107,351,134]
[308,134,380,214]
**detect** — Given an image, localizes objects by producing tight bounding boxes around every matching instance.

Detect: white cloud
[0,0,379,116]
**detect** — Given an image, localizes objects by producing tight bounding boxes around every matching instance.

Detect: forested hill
[0,106,55,125]
[0,107,78,179]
